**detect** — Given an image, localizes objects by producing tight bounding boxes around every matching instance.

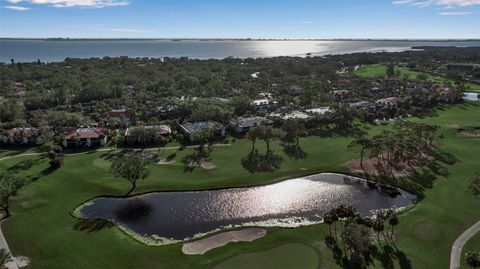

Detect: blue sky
[0,0,479,38]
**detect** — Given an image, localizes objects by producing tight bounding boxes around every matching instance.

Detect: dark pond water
[78,173,416,242]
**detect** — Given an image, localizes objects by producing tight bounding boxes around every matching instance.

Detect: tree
[110,156,150,195]
[0,173,28,219]
[466,251,480,268]
[154,134,169,154]
[468,174,480,196]
[230,96,253,116]
[388,214,399,240]
[242,125,284,173]
[0,249,12,269]
[281,119,307,160]
[348,137,372,176]
[386,64,395,77]
[181,127,217,172]
[0,99,25,123]
[341,223,372,267]
[256,125,283,154]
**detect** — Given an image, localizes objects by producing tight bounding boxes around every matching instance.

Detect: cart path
[450,220,480,269]
[0,224,18,269]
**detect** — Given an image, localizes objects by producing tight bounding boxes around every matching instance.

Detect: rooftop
[229,117,272,128]
[64,127,107,140]
[180,121,221,134]
[125,125,172,136]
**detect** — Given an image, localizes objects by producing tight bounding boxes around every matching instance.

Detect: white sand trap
[182,228,267,255]
[200,161,216,170]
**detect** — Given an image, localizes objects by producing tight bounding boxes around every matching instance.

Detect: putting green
[213,243,320,269]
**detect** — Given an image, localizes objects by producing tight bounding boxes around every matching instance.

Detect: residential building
[306,107,333,115]
[376,97,403,107]
[5,127,44,145]
[124,125,172,145]
[349,101,376,112]
[179,121,226,142]
[229,116,272,133]
[252,98,278,111]
[62,127,108,147]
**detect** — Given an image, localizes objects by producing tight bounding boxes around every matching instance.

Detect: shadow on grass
[309,125,367,138]
[73,218,114,233]
[367,147,459,200]
[6,157,44,172]
[325,236,413,269]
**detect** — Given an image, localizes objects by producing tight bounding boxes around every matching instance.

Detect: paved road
[450,220,480,269]
[0,224,18,269]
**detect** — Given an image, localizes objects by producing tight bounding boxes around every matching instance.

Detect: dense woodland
[0,46,479,130]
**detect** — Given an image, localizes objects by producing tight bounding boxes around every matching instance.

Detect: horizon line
[1,37,480,41]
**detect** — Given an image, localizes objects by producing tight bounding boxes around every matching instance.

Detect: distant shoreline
[1,38,480,42]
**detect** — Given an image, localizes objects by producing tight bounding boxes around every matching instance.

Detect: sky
[0,0,479,39]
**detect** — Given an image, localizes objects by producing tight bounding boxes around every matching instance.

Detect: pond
[76,173,416,245]
[464,92,479,101]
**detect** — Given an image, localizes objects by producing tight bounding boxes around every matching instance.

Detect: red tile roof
[64,127,107,140]
[8,127,39,138]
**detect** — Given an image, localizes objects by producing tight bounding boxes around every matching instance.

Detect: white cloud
[439,11,474,14]
[4,0,129,8]
[3,5,30,10]
[393,0,480,7]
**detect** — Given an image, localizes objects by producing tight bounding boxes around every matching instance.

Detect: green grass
[1,102,480,269]
[355,64,480,93]
[213,243,320,269]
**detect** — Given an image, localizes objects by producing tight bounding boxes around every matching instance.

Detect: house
[100,107,134,126]
[252,98,278,111]
[62,127,108,147]
[290,86,304,95]
[332,90,351,100]
[349,101,376,112]
[179,121,226,142]
[5,127,43,145]
[156,105,179,117]
[124,125,172,145]
[229,116,272,133]
[376,97,403,107]
[306,107,333,115]
[269,111,309,120]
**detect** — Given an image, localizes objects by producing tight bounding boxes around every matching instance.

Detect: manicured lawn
[1,102,479,269]
[355,64,480,92]
[213,243,320,269]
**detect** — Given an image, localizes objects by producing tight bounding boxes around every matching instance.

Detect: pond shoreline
[72,173,416,246]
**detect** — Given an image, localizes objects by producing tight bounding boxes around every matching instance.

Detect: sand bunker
[182,228,267,255]
[200,161,216,170]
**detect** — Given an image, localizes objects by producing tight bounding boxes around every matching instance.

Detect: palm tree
[323,211,334,236]
[388,214,399,241]
[348,137,372,176]
[373,219,385,246]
